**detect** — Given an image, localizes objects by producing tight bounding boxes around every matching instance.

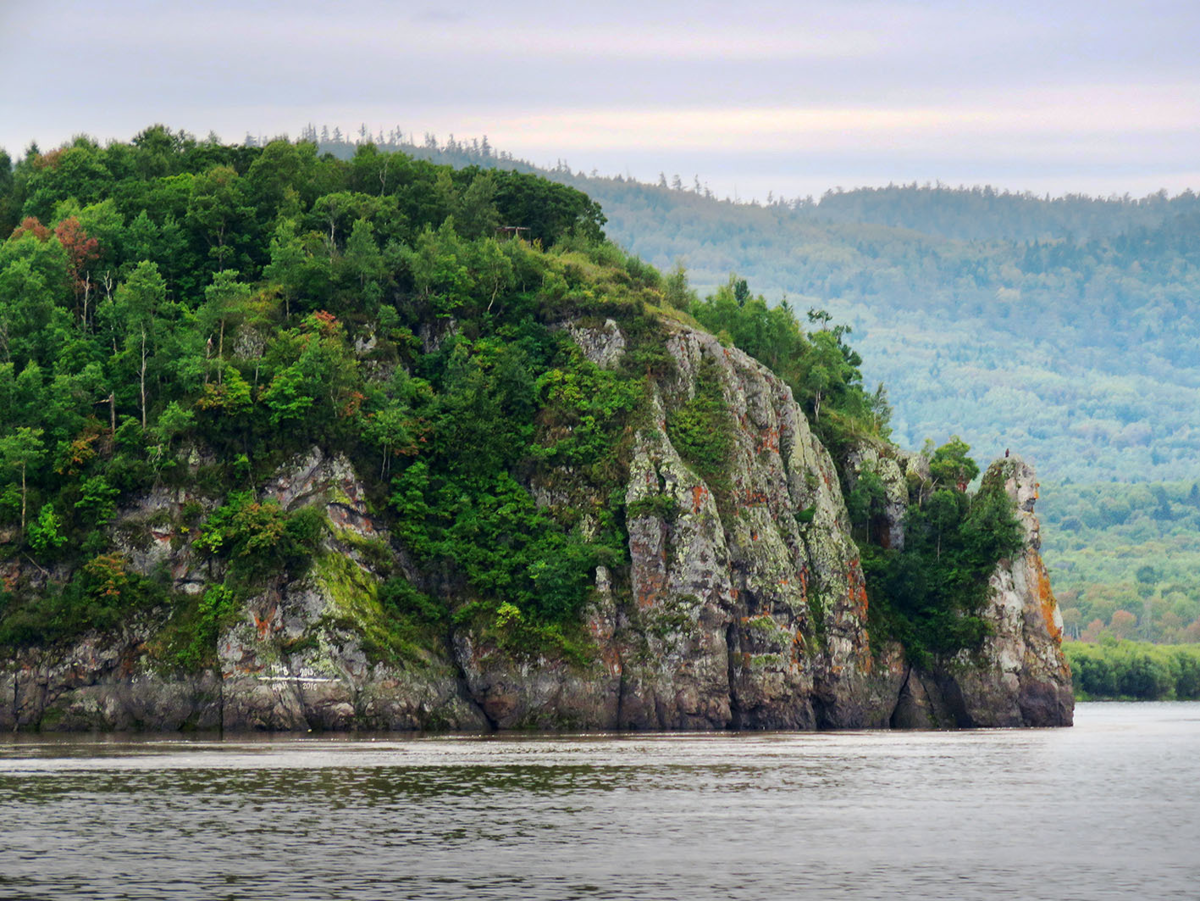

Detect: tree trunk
[19,463,26,536]
[81,273,91,329]
[140,327,148,429]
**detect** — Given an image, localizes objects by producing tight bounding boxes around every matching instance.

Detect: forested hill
[1,126,1038,692]
[301,128,1200,484]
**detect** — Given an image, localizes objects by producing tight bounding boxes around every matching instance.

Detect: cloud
[2,0,1199,197]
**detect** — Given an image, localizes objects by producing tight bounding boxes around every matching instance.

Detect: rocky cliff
[890,457,1074,728]
[0,316,1072,732]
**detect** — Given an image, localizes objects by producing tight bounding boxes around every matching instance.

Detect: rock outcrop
[885,457,1073,728]
[0,318,1072,732]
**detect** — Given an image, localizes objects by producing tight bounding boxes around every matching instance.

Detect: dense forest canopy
[303,126,1200,486]
[1040,480,1200,644]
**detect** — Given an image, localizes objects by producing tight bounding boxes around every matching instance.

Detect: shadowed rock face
[0,321,1071,733]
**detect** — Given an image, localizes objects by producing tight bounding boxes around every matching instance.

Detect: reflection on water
[1,703,1198,900]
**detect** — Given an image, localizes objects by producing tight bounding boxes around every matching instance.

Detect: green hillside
[1040,480,1200,643]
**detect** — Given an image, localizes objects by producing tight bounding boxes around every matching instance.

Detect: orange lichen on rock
[740,489,769,507]
[847,560,869,617]
[1033,552,1063,643]
[691,484,708,513]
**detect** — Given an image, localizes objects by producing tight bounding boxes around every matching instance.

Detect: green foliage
[662,261,695,310]
[846,469,888,542]
[0,127,1030,673]
[75,475,119,525]
[930,436,980,488]
[862,453,1025,663]
[195,492,324,582]
[378,576,446,626]
[688,279,888,466]
[158,584,239,670]
[367,132,1200,483]
[1041,479,1200,644]
[0,552,164,649]
[391,468,616,625]
[665,355,734,511]
[533,348,642,477]
[1066,642,1200,700]
[28,503,67,553]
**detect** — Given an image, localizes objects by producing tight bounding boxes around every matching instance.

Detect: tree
[455,172,501,239]
[471,237,513,313]
[28,502,66,552]
[363,399,415,478]
[263,218,314,317]
[930,437,980,491]
[847,468,888,542]
[187,165,251,269]
[0,223,70,366]
[341,218,385,304]
[201,270,253,382]
[0,426,45,535]
[54,217,100,322]
[1111,609,1138,640]
[0,148,16,234]
[113,261,168,427]
[663,261,694,310]
[400,221,474,316]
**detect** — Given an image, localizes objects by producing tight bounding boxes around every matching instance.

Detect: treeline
[299,125,1200,242]
[807,183,1200,243]
[1065,642,1200,700]
[295,126,1200,483]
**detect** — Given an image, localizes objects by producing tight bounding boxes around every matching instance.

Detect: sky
[2,0,1198,202]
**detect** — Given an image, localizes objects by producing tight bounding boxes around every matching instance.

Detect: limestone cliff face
[890,457,1074,728]
[0,318,1071,732]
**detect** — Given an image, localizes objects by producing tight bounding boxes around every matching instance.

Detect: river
[1,701,1196,900]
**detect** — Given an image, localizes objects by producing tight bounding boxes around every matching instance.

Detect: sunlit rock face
[0,321,1070,733]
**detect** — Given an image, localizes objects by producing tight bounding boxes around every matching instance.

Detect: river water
[0,702,1196,900]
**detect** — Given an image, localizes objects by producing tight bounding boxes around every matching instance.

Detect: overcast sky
[2,0,1198,201]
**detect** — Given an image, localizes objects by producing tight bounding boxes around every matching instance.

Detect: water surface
[1,702,1196,900]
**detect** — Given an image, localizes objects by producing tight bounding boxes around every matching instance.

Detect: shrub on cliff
[861,443,1024,664]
